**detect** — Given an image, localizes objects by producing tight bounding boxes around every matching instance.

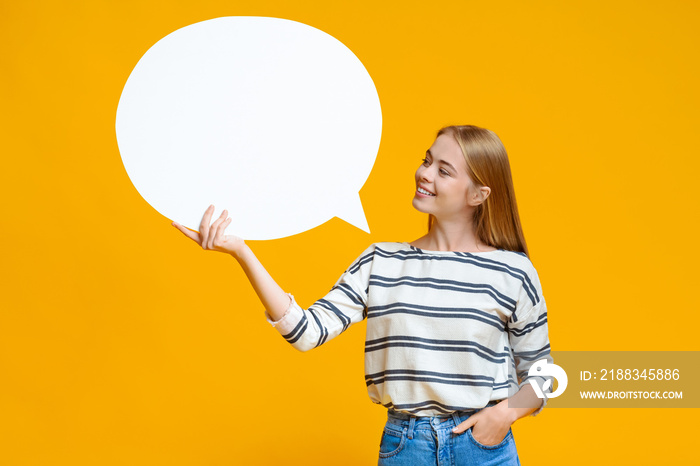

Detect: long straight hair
[428,125,529,256]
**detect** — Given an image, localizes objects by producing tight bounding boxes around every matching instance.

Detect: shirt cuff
[530,395,546,416]
[520,378,547,416]
[265,293,294,327]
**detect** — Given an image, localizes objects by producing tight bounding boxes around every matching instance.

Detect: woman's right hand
[174,205,292,320]
[172,205,246,257]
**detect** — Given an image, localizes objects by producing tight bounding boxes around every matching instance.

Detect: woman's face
[412,134,480,222]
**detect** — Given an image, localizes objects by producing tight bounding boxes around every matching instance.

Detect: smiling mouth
[417,187,435,196]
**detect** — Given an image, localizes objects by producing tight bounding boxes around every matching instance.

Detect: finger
[172,222,201,244]
[452,417,477,434]
[219,217,235,246]
[207,210,227,249]
[199,205,215,249]
[212,217,233,249]
[208,210,228,249]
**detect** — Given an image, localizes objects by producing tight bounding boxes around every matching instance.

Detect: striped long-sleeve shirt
[270,242,552,417]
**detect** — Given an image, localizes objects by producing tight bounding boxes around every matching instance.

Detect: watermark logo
[528,359,568,399]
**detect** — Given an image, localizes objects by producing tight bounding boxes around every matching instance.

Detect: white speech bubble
[115,16,381,239]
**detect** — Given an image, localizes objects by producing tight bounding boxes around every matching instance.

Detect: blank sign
[116,16,382,240]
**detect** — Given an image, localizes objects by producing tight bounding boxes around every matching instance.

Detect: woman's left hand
[452,403,513,446]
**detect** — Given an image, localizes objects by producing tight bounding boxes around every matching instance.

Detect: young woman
[173,125,552,465]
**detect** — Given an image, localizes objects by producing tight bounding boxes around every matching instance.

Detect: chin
[412,197,430,214]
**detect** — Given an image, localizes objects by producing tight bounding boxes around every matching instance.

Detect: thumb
[172,221,201,244]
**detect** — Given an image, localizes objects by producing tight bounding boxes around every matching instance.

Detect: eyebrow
[426,150,456,171]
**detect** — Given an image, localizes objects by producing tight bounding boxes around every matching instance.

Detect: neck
[420,217,493,252]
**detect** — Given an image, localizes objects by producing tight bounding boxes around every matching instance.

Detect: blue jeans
[377,405,520,466]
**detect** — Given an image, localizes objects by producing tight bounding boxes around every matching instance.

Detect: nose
[416,164,433,183]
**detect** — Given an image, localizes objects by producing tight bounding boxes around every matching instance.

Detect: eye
[421,157,430,166]
[439,168,450,176]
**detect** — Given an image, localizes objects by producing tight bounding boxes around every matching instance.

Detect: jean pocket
[378,424,406,458]
[467,427,513,450]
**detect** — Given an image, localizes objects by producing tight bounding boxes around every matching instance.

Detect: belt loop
[451,411,461,428]
[407,416,416,439]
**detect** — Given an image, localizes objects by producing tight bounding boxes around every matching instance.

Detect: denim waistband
[385,401,501,440]
[387,400,500,421]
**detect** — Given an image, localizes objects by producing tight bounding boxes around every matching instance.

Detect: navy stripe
[383,400,477,415]
[365,341,506,364]
[368,302,505,327]
[368,275,516,312]
[509,313,548,337]
[366,369,495,382]
[315,299,351,331]
[493,380,512,390]
[347,249,375,274]
[514,343,551,357]
[366,370,498,388]
[515,344,551,362]
[368,375,495,388]
[366,335,508,358]
[457,252,539,306]
[365,342,507,364]
[368,309,504,330]
[307,309,328,348]
[285,319,308,345]
[370,274,516,306]
[333,283,365,307]
[373,246,540,306]
[282,313,308,344]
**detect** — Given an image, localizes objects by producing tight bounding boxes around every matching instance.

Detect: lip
[416,185,436,197]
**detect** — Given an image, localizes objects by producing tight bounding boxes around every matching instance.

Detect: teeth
[418,187,435,196]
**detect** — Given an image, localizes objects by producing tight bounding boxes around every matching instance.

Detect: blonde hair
[428,125,529,256]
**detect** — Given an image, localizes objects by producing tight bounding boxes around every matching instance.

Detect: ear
[468,185,491,207]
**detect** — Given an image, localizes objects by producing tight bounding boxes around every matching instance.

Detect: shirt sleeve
[507,266,552,416]
[265,244,375,352]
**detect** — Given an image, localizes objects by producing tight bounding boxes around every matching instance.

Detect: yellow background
[2,0,699,464]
